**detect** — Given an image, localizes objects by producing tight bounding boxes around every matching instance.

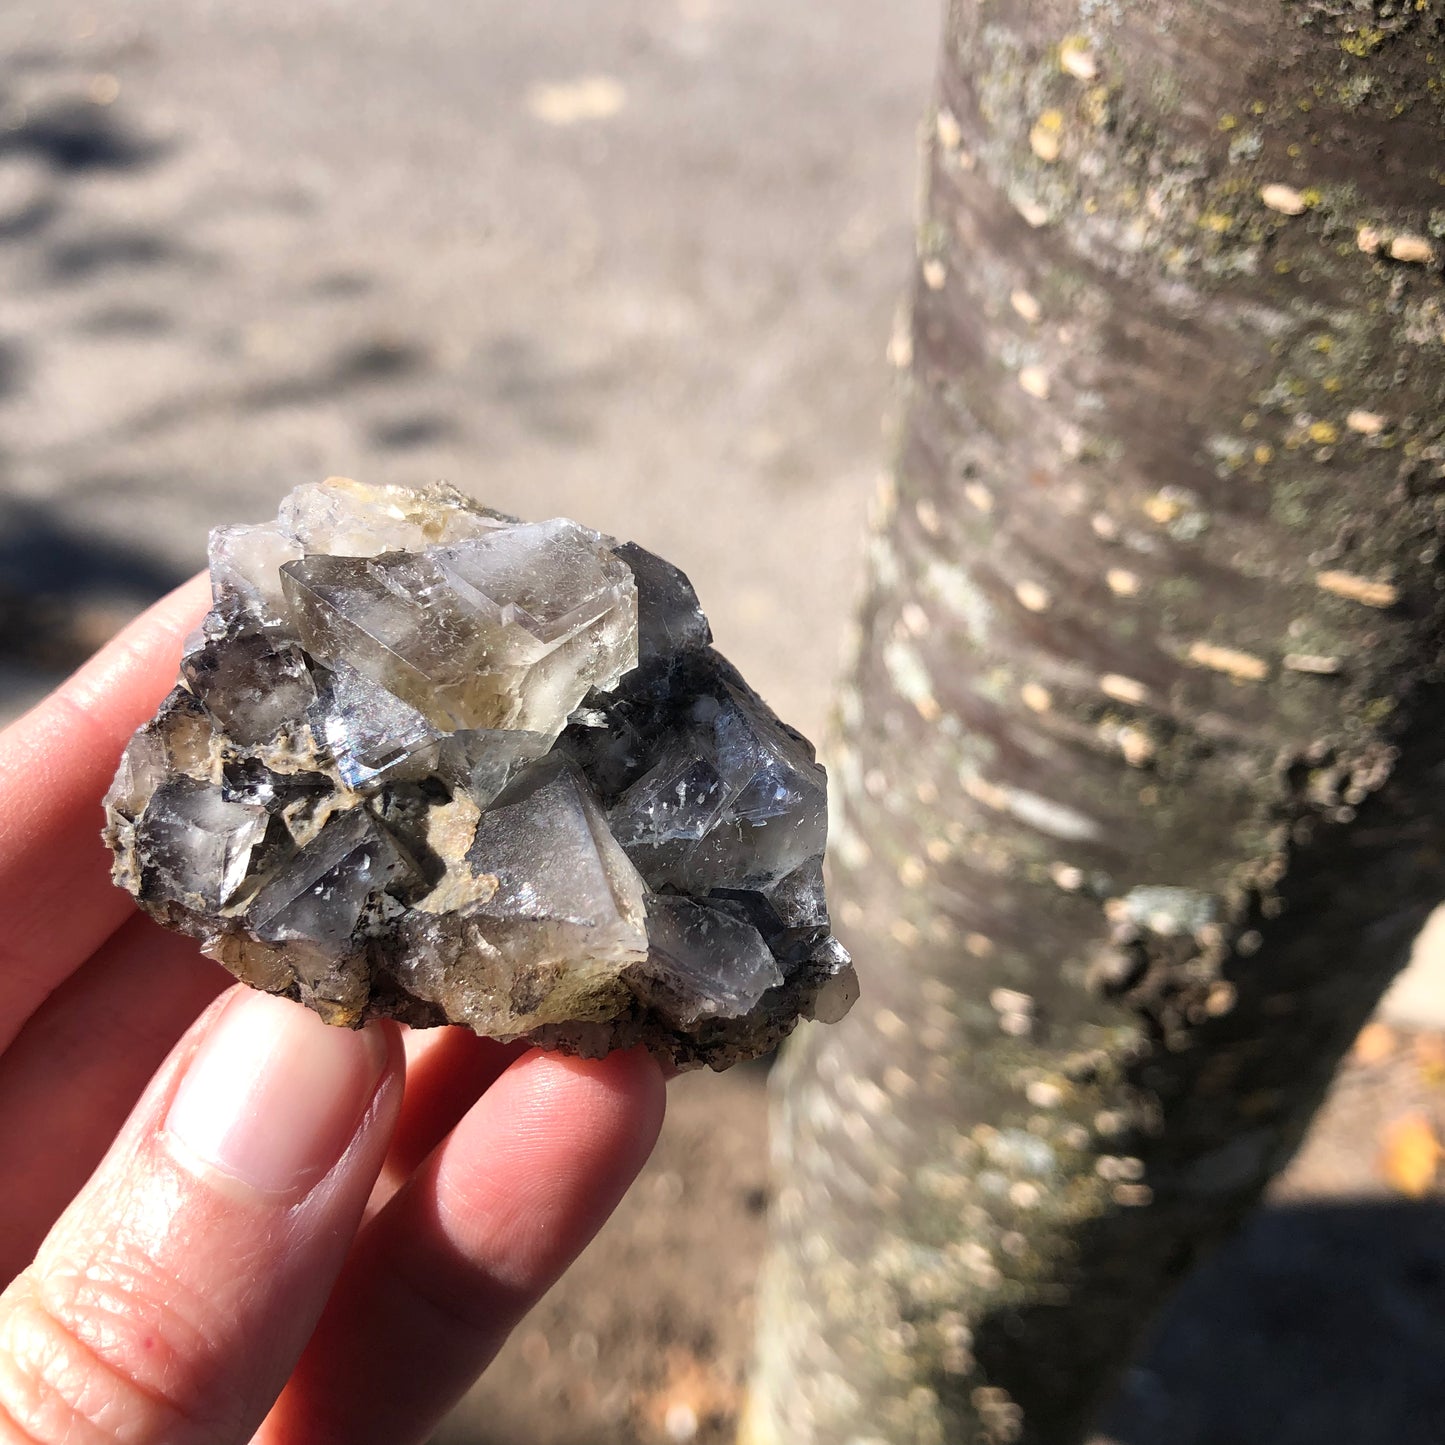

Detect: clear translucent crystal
[104,477,852,1067]
[132,776,269,911]
[438,727,555,808]
[279,522,636,737]
[309,660,442,789]
[208,523,303,632]
[279,476,509,556]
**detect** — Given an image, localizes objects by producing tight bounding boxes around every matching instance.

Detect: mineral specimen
[104,477,856,1068]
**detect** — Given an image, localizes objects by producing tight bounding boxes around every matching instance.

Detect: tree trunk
[744,4,1445,1442]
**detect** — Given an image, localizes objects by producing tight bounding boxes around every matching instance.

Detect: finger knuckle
[0,1252,240,1445]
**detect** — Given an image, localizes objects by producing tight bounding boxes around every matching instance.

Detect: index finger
[0,573,210,1052]
[259,1047,666,1445]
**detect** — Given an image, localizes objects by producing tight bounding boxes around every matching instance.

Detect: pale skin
[0,576,667,1444]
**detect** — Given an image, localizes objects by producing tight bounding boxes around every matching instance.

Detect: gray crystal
[135,776,269,912]
[613,541,712,664]
[103,477,853,1068]
[183,614,317,748]
[309,659,442,789]
[638,894,784,1030]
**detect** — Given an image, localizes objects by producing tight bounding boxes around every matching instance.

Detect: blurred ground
[448,1022,1445,1445]
[0,0,937,741]
[4,5,1445,1444]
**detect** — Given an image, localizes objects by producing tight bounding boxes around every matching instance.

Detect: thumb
[0,986,403,1445]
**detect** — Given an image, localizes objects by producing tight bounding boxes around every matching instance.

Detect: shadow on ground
[0,53,185,443]
[1098,1199,1445,1445]
[0,92,168,173]
[0,498,184,669]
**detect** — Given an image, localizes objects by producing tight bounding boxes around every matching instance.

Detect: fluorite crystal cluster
[104,478,855,1068]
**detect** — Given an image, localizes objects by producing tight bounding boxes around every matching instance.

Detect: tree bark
[744,4,1445,1443]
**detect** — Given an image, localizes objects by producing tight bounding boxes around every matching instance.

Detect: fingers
[0,917,229,1286]
[258,1048,666,1445]
[0,574,210,1052]
[0,987,403,1445]
[378,1028,526,1197]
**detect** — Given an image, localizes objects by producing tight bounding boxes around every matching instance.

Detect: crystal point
[104,478,853,1068]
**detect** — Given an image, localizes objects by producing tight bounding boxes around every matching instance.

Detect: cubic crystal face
[104,478,856,1067]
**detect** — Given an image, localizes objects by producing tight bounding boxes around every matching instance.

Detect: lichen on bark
[744,3,1445,1442]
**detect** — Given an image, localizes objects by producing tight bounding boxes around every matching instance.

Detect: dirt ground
[7,7,1445,1443]
[442,1023,1445,1445]
[441,1061,771,1445]
[0,0,940,745]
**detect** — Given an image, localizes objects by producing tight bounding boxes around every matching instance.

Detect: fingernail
[164,990,388,1195]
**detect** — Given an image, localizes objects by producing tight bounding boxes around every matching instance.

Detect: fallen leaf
[1352,1021,1396,1066]
[1380,1113,1443,1198]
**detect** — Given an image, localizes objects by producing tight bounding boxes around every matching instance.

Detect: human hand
[0,577,667,1444]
